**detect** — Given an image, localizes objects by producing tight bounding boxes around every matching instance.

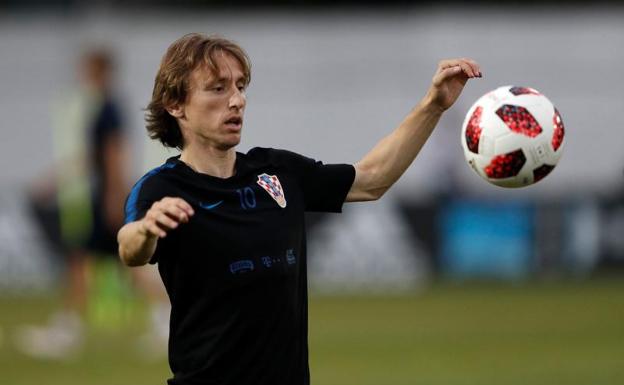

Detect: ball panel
[489,175,531,188]
[552,108,564,151]
[465,106,483,154]
[480,106,512,139]
[484,149,526,179]
[495,104,543,138]
[533,164,555,183]
[479,135,496,157]
[493,85,515,101]
[509,86,541,96]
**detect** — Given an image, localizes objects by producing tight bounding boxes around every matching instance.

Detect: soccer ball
[461,85,565,188]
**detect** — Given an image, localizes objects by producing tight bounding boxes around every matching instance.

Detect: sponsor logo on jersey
[256,173,287,208]
[286,249,296,265]
[261,256,273,268]
[229,260,254,274]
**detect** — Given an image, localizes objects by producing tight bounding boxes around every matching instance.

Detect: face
[82,55,111,91]
[171,51,247,151]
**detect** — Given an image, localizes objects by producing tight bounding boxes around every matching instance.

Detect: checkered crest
[256,173,287,208]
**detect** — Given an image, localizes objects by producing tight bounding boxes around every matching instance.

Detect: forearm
[117,221,159,267]
[348,95,444,201]
[104,133,129,228]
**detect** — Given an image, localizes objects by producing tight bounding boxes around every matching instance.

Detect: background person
[15,47,168,359]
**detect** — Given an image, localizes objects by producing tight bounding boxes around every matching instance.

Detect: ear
[166,102,185,119]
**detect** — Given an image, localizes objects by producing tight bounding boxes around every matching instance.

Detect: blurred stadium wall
[0,3,623,292]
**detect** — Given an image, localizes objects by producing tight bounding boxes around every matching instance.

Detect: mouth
[224,116,243,130]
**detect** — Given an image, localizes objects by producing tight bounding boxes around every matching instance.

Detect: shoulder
[95,95,124,133]
[246,147,317,169]
[129,158,180,198]
[124,158,180,223]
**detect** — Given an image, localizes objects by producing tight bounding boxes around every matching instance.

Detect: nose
[229,88,246,110]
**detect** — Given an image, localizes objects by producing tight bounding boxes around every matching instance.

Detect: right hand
[139,197,195,238]
[425,58,481,112]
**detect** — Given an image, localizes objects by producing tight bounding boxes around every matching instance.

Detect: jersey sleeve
[265,148,355,213]
[124,176,164,225]
[96,100,124,138]
[123,165,176,264]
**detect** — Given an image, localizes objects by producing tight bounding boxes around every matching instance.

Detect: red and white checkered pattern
[256,173,287,208]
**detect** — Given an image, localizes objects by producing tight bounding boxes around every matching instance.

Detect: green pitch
[1,279,623,385]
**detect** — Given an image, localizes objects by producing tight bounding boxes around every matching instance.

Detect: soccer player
[18,48,171,359]
[16,48,129,358]
[118,33,481,385]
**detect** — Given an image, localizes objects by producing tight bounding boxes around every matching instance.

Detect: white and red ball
[461,85,565,188]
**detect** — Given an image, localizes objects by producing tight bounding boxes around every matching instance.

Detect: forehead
[191,51,245,84]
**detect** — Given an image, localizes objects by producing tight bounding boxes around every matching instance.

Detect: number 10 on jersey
[236,187,256,210]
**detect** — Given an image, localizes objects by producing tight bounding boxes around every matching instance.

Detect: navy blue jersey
[124,148,355,385]
[88,97,123,254]
[91,97,123,196]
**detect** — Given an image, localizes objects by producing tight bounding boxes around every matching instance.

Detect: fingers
[460,58,481,78]
[434,66,463,86]
[141,217,167,238]
[428,57,482,111]
[142,197,195,238]
[437,58,482,78]
[161,197,195,223]
[169,197,195,218]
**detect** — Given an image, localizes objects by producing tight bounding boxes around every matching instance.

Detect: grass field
[1,279,623,385]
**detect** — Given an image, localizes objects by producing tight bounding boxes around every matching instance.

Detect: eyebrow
[202,75,245,87]
[214,75,246,83]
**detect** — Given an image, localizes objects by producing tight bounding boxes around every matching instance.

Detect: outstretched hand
[140,197,195,238]
[426,58,481,112]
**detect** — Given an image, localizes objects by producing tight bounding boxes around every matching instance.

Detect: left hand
[425,58,481,111]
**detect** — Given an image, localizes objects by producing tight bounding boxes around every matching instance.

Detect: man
[17,48,129,359]
[118,33,481,385]
[18,48,169,360]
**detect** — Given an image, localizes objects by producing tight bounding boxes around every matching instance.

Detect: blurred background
[0,1,623,384]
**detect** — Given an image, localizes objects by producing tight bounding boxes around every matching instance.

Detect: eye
[237,85,246,92]
[207,82,225,92]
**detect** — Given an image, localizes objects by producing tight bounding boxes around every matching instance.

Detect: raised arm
[117,197,194,266]
[346,58,481,202]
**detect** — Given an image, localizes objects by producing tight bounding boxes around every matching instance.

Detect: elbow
[350,164,391,202]
[363,168,392,200]
[354,184,389,202]
[366,186,389,201]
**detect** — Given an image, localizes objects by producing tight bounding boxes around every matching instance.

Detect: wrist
[137,220,155,239]
[419,92,446,116]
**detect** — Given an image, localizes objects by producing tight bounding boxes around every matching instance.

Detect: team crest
[256,173,287,208]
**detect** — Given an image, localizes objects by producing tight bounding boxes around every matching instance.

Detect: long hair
[145,33,251,149]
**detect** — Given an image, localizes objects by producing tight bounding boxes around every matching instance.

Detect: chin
[217,136,241,151]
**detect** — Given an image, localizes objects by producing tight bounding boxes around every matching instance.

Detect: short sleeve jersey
[88,97,124,254]
[91,98,123,194]
[124,147,355,385]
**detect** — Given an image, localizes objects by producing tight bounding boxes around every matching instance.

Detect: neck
[179,143,237,178]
